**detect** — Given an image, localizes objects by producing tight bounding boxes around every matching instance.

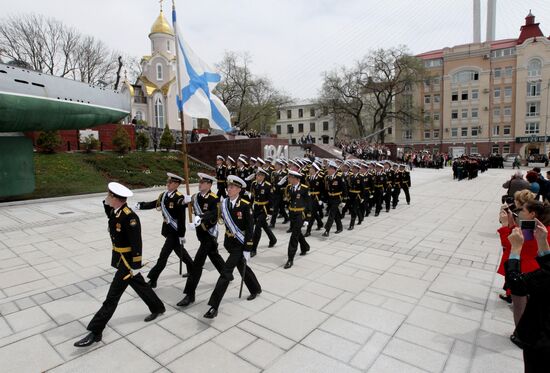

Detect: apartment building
[393,12,550,158]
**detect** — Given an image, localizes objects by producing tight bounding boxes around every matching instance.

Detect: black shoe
[322,231,329,237]
[357,220,362,225]
[286,228,292,233]
[299,247,310,256]
[499,294,512,304]
[74,332,102,347]
[392,205,396,209]
[374,212,380,217]
[177,295,195,307]
[182,273,189,278]
[335,229,343,234]
[316,225,323,231]
[250,251,257,258]
[247,290,262,301]
[204,307,218,319]
[348,226,354,231]
[268,240,277,248]
[147,279,157,289]
[304,231,311,237]
[268,224,275,228]
[282,219,289,224]
[510,333,526,349]
[144,310,164,322]
[284,260,293,269]
[386,209,390,213]
[407,202,410,205]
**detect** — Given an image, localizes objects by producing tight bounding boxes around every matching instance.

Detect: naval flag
[172,7,232,132]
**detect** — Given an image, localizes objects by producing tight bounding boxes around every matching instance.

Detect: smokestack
[473,0,481,43]
[486,0,496,42]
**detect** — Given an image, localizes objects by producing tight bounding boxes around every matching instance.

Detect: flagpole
[172,0,192,223]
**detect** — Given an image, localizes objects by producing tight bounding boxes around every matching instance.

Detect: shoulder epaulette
[300,184,309,189]
[241,199,250,205]
[175,191,182,196]
[123,207,132,215]
[209,192,218,198]
[265,181,272,186]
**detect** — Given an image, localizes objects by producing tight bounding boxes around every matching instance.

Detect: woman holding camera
[506,213,550,372]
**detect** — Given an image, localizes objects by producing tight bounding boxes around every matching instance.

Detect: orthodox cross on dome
[159,0,164,12]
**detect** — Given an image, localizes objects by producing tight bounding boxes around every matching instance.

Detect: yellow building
[392,12,550,159]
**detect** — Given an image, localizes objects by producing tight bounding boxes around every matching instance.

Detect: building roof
[517,11,545,44]
[150,10,174,36]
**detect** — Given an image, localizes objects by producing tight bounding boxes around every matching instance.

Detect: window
[527,81,541,97]
[424,79,430,88]
[527,102,540,117]
[461,127,468,137]
[471,127,479,137]
[528,59,542,78]
[403,130,412,139]
[433,112,440,121]
[135,111,143,121]
[461,109,468,119]
[433,129,439,138]
[298,123,304,133]
[492,144,500,154]
[461,90,468,100]
[432,76,440,85]
[154,97,164,128]
[493,126,500,136]
[493,107,500,117]
[471,89,479,100]
[504,106,512,116]
[505,66,513,77]
[494,67,502,78]
[287,110,292,119]
[526,122,539,134]
[494,87,501,98]
[310,108,315,117]
[276,125,281,135]
[503,144,510,153]
[425,59,442,68]
[433,94,440,103]
[503,126,511,135]
[167,40,171,52]
[277,111,281,120]
[471,108,478,118]
[310,122,315,132]
[504,86,512,97]
[156,64,163,81]
[298,109,303,118]
[452,70,479,83]
[323,121,329,131]
[387,127,392,134]
[491,47,516,58]
[424,130,431,139]
[470,145,478,154]
[424,95,431,104]
[451,109,460,120]
[451,128,458,137]
[451,91,458,101]
[291,139,297,144]
[424,113,431,123]
[287,124,294,134]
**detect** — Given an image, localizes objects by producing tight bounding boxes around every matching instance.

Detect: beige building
[393,11,550,158]
[273,101,337,145]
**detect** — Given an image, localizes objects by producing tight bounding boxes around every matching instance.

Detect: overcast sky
[4,0,550,99]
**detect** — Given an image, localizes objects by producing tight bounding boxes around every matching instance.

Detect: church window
[154,97,164,129]
[156,63,163,81]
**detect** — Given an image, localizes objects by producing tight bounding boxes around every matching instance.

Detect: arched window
[156,63,163,81]
[154,97,164,129]
[167,40,171,52]
[452,69,480,83]
[528,59,542,78]
[135,111,143,121]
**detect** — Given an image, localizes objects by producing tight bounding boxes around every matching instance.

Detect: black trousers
[217,183,227,198]
[270,193,288,225]
[374,189,384,214]
[324,199,343,232]
[307,199,324,233]
[524,347,550,373]
[348,194,363,226]
[87,266,165,334]
[288,212,309,260]
[183,234,225,298]
[391,187,400,207]
[207,239,261,310]
[384,189,392,211]
[363,191,371,216]
[252,208,276,251]
[401,185,411,203]
[148,233,193,282]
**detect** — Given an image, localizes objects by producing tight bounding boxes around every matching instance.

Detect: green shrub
[82,134,100,153]
[112,125,131,154]
[36,131,62,153]
[136,132,149,151]
[159,124,175,151]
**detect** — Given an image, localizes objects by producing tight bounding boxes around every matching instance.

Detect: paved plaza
[0,167,526,372]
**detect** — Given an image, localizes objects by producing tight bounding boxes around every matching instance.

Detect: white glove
[187,222,196,230]
[179,237,185,245]
[194,215,202,227]
[245,191,251,197]
[183,194,192,203]
[318,200,323,206]
[243,251,251,262]
[134,202,141,210]
[339,203,345,208]
[303,221,309,228]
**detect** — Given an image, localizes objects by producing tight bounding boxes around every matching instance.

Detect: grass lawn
[3,151,210,201]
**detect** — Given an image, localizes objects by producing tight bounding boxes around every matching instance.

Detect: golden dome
[150,10,174,36]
